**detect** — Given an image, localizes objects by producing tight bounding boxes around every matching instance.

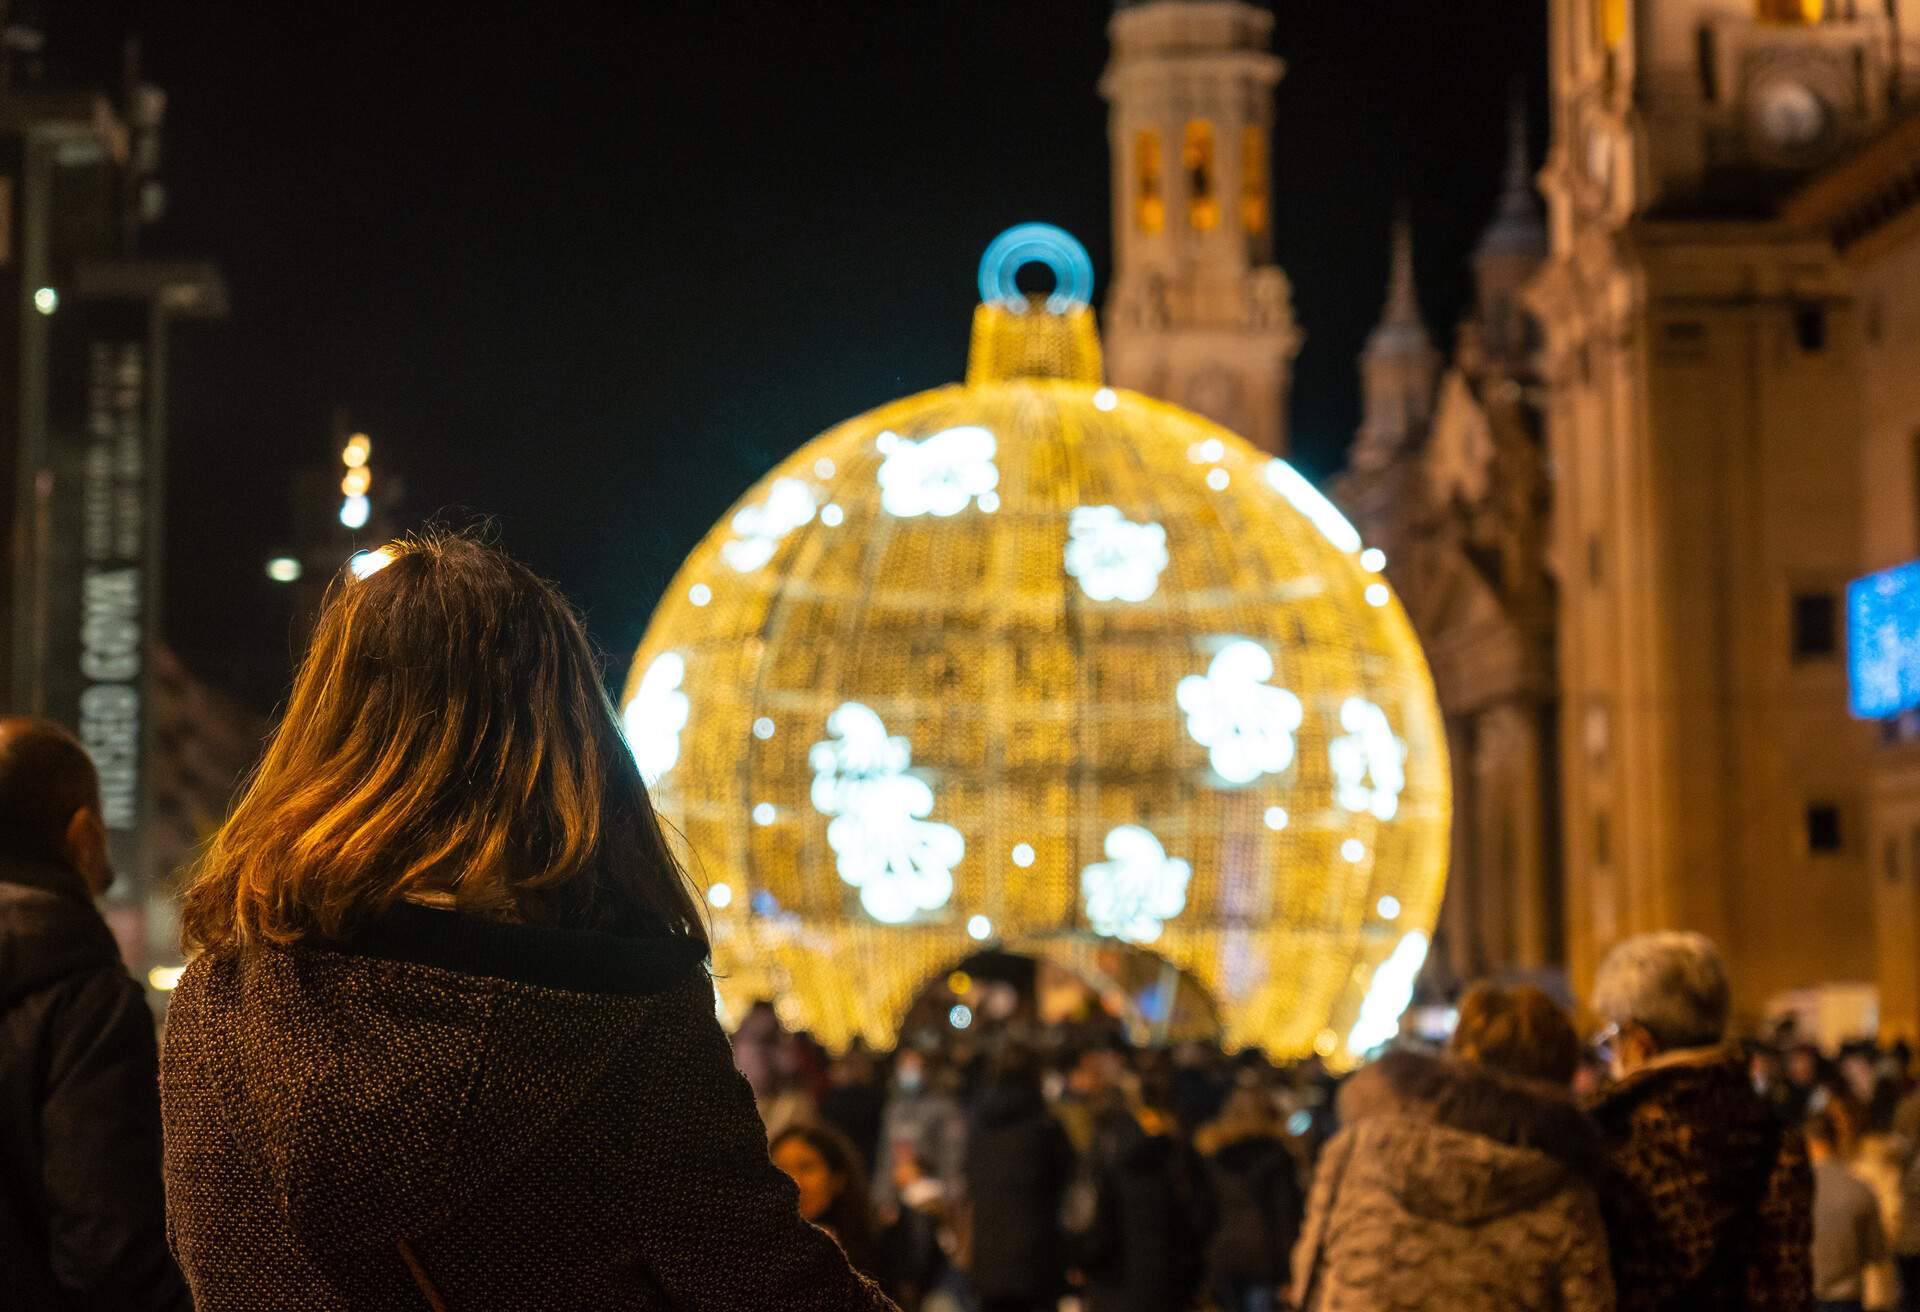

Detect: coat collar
[318,901,708,998]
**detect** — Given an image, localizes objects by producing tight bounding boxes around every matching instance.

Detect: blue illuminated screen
[1849,559,1920,719]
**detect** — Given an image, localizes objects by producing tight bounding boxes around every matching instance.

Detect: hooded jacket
[0,854,189,1312]
[1290,1049,1614,1312]
[161,903,898,1311]
[1586,1047,1811,1312]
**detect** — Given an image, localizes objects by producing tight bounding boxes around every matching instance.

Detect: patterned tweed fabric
[161,912,898,1311]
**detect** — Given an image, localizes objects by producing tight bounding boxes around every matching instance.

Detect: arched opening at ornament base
[894,937,1223,1051]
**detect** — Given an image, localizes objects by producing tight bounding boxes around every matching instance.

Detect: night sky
[83,1,1543,709]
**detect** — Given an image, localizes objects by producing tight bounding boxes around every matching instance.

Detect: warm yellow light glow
[1242,124,1270,237]
[343,433,372,467]
[1135,129,1165,235]
[341,467,371,497]
[1184,120,1219,232]
[947,970,973,996]
[149,964,185,991]
[622,289,1449,1064]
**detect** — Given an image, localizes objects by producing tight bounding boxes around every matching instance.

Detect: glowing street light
[340,433,374,529]
[265,556,302,583]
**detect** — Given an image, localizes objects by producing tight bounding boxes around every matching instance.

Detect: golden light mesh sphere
[621,231,1449,1064]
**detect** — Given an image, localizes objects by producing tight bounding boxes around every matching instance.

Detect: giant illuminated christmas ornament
[622,226,1449,1064]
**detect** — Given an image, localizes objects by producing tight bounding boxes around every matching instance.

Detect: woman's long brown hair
[180,531,705,952]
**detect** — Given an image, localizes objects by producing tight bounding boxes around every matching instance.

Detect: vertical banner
[42,296,156,887]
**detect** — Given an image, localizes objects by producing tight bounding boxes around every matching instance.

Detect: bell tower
[1100,0,1301,455]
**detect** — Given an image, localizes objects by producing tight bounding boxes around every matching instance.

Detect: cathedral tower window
[1241,124,1270,237]
[1184,120,1220,232]
[1594,0,1627,50]
[1757,0,1824,22]
[1135,130,1165,235]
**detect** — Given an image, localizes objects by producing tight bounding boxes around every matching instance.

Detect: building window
[1135,130,1165,235]
[1757,0,1824,22]
[1241,124,1269,237]
[1792,591,1837,660]
[1795,305,1828,352]
[1595,0,1627,49]
[1184,120,1219,232]
[1807,803,1843,854]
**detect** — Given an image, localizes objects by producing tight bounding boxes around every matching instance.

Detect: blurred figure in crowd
[1195,1085,1303,1312]
[1587,932,1810,1312]
[772,1123,883,1282]
[965,1045,1076,1312]
[1055,1042,1125,1155]
[1290,982,1613,1311]
[1810,1108,1890,1312]
[1080,1080,1216,1312]
[821,1043,887,1169]
[161,535,896,1310]
[1896,1136,1920,1312]
[734,999,783,1103]
[881,1141,956,1311]
[0,717,190,1311]
[1786,1042,1828,1122]
[874,1047,967,1220]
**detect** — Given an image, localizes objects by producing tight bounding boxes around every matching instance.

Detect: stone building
[1526,0,1920,1026]
[1787,112,1920,1041]
[1101,0,1302,454]
[1337,115,1562,990]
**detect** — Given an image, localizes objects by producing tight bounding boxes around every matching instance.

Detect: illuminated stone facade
[1337,116,1561,990]
[1100,0,1301,456]
[1530,0,1920,1027]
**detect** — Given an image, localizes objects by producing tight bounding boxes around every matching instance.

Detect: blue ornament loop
[977,223,1095,314]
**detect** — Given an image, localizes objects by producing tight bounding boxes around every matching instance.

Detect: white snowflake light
[1064,505,1169,603]
[721,476,817,572]
[810,702,964,924]
[623,652,689,786]
[1080,825,1193,945]
[1347,931,1431,1056]
[877,426,999,518]
[1177,640,1305,786]
[1329,697,1408,821]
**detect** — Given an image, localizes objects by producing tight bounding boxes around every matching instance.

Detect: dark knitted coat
[1290,1049,1615,1312]
[161,903,899,1311]
[1586,1047,1812,1312]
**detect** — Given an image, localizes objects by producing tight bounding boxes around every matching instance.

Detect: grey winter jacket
[1291,1049,1615,1312]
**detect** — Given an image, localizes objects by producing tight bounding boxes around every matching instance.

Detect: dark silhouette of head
[0,717,111,895]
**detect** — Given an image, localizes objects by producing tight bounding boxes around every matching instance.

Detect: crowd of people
[748,937,1920,1312]
[3,531,1920,1310]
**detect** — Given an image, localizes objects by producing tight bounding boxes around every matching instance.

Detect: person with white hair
[1585,931,1813,1312]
